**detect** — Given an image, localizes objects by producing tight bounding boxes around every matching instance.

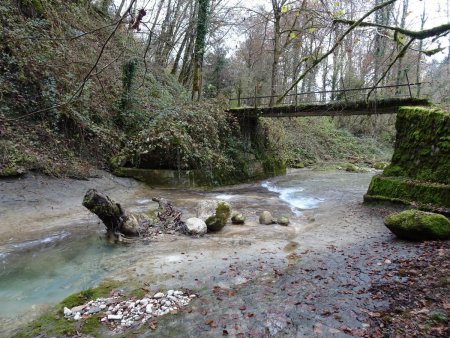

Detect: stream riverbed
[0,169,416,337]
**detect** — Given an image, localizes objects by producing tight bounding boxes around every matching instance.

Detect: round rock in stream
[185,217,207,235]
[259,211,274,225]
[277,216,290,226]
[231,213,246,225]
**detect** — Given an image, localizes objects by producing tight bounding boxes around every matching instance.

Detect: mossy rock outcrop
[366,107,450,212]
[365,175,450,210]
[384,107,450,184]
[384,210,450,241]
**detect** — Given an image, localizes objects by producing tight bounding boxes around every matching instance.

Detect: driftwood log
[82,189,187,240]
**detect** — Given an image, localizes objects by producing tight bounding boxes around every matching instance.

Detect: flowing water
[0,169,380,335]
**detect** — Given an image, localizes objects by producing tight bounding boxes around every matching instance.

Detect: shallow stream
[0,169,379,335]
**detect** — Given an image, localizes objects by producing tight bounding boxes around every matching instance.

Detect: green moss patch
[60,281,119,309]
[366,107,450,211]
[365,175,450,212]
[384,209,450,241]
[384,107,450,184]
[13,281,123,337]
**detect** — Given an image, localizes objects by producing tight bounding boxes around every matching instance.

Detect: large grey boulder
[196,200,220,220]
[185,217,207,236]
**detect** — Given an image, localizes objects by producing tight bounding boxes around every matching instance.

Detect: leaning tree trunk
[82,189,141,237]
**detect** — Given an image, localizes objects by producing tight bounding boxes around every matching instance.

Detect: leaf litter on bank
[368,241,450,338]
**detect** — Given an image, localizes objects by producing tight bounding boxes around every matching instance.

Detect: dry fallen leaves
[205,319,218,328]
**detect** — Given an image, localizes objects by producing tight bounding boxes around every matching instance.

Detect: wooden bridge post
[254,84,258,109]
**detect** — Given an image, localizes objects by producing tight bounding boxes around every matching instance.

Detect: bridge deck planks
[228,98,430,118]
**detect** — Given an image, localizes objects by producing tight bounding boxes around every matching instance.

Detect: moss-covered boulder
[231,213,245,225]
[345,163,360,172]
[204,201,231,232]
[384,210,450,241]
[373,161,389,170]
[277,216,290,226]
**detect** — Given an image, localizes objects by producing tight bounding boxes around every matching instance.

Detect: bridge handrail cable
[229,82,426,102]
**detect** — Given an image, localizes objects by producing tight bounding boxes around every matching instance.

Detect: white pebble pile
[63,290,195,331]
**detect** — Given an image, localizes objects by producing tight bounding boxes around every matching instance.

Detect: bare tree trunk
[269,1,281,107]
[83,189,140,237]
[156,0,173,66]
[159,0,189,67]
[331,30,341,100]
[191,0,210,101]
[416,1,426,96]
[115,0,126,18]
[146,0,166,62]
[395,0,409,94]
[83,189,188,239]
[171,30,189,75]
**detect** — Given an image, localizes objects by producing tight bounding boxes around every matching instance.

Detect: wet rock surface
[4,170,445,337]
[259,211,274,225]
[143,203,444,337]
[185,217,207,235]
[368,241,450,338]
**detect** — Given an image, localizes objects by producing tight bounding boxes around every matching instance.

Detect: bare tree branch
[334,20,450,40]
[276,0,397,104]
[367,38,415,100]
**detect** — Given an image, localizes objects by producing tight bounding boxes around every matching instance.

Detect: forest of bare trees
[97,0,450,107]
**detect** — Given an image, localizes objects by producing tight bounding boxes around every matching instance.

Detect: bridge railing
[229,82,426,109]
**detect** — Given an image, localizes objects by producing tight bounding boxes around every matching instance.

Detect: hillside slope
[0,0,392,180]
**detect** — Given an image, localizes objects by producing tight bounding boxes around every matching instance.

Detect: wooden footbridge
[228,83,430,118]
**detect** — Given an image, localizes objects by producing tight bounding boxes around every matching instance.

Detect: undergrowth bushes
[0,0,189,177]
[122,101,247,175]
[281,116,392,167]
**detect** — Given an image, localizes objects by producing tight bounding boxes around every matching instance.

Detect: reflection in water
[214,194,234,200]
[0,233,116,317]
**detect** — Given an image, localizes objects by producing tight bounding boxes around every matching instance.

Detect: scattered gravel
[63,290,196,332]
